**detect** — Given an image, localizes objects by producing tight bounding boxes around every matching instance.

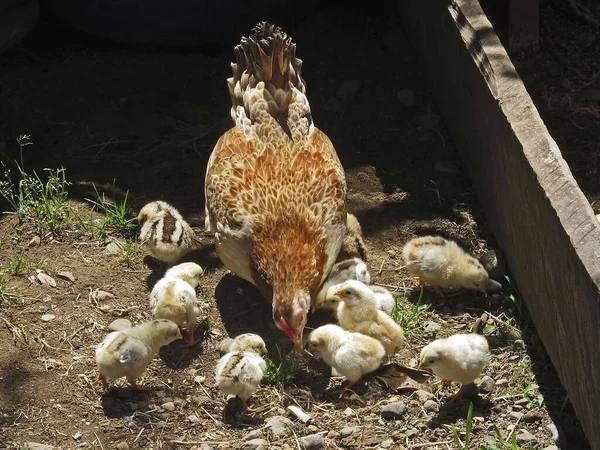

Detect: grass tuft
[85,183,137,239]
[263,345,305,386]
[389,287,430,337]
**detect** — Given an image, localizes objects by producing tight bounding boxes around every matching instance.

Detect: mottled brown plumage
[204,22,347,348]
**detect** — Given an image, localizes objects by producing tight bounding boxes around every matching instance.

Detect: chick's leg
[449,383,470,402]
[98,374,110,390]
[338,380,358,398]
[126,378,146,391]
[241,398,259,414]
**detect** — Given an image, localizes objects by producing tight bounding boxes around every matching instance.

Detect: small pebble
[161,402,175,412]
[414,390,435,404]
[423,321,442,333]
[56,271,75,283]
[326,431,340,439]
[243,429,264,441]
[188,414,200,423]
[41,314,56,322]
[514,398,529,405]
[306,425,318,432]
[340,426,356,437]
[523,411,543,423]
[423,399,439,412]
[380,439,394,449]
[343,407,354,417]
[108,318,132,332]
[397,88,415,106]
[27,236,41,247]
[266,415,294,438]
[510,411,524,420]
[479,375,495,393]
[336,80,362,100]
[104,241,122,255]
[116,443,129,450]
[194,376,206,385]
[72,432,82,440]
[242,439,268,450]
[298,434,324,450]
[517,429,537,442]
[381,402,406,420]
[496,378,509,386]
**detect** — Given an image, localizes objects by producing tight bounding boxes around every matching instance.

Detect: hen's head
[273,291,310,350]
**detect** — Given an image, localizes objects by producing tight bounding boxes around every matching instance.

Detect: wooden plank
[399,0,600,447]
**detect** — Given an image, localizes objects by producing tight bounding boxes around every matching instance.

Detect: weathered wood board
[399,0,600,447]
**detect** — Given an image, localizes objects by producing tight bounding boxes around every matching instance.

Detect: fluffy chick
[313,257,370,313]
[138,201,196,265]
[149,262,204,344]
[215,333,268,413]
[337,213,369,262]
[402,235,502,294]
[307,324,385,397]
[96,319,182,390]
[418,333,490,400]
[329,280,404,355]
[369,285,395,315]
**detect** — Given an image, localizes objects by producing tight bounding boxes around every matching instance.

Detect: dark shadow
[222,397,264,427]
[0,361,30,426]
[100,386,153,419]
[158,338,205,370]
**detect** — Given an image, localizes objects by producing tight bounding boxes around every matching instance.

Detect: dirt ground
[0,2,592,450]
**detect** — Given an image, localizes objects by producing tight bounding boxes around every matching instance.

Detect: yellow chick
[149,262,204,344]
[215,333,268,413]
[96,319,182,390]
[418,333,490,400]
[313,257,370,313]
[138,200,196,265]
[329,280,404,356]
[337,213,369,262]
[307,323,385,397]
[402,235,502,294]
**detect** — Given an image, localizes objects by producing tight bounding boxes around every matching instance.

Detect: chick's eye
[344,290,352,296]
[428,358,435,364]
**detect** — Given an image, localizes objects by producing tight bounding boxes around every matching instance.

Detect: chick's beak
[176,329,183,340]
[332,289,344,298]
[417,360,427,371]
[260,347,268,356]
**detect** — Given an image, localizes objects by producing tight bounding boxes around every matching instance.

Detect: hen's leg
[184,322,197,346]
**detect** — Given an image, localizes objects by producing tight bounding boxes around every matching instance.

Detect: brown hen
[204,22,347,349]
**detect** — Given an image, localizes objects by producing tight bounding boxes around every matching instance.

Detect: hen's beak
[292,333,304,351]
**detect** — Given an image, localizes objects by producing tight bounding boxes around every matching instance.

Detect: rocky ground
[0,2,592,450]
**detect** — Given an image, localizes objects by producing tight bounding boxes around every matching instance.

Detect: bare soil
[0,2,591,449]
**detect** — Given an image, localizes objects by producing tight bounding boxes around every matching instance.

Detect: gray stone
[108,318,132,332]
[56,271,75,283]
[340,426,356,437]
[423,399,439,412]
[336,80,362,100]
[509,411,524,420]
[243,429,264,441]
[41,314,55,322]
[397,88,415,106]
[241,439,268,450]
[414,389,435,403]
[161,402,175,412]
[188,414,200,423]
[479,249,507,279]
[115,443,130,450]
[380,439,394,449]
[423,321,442,333]
[327,431,340,439]
[24,443,55,450]
[105,241,122,255]
[266,415,294,438]
[381,402,406,420]
[517,429,537,443]
[496,378,509,386]
[27,236,41,247]
[479,375,496,394]
[299,434,324,450]
[523,411,543,423]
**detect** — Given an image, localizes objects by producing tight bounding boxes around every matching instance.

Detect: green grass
[0,270,19,304]
[118,238,143,266]
[6,252,51,276]
[85,183,137,239]
[389,287,430,337]
[263,345,305,386]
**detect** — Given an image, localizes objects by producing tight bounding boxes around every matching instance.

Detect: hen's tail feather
[227,21,313,142]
